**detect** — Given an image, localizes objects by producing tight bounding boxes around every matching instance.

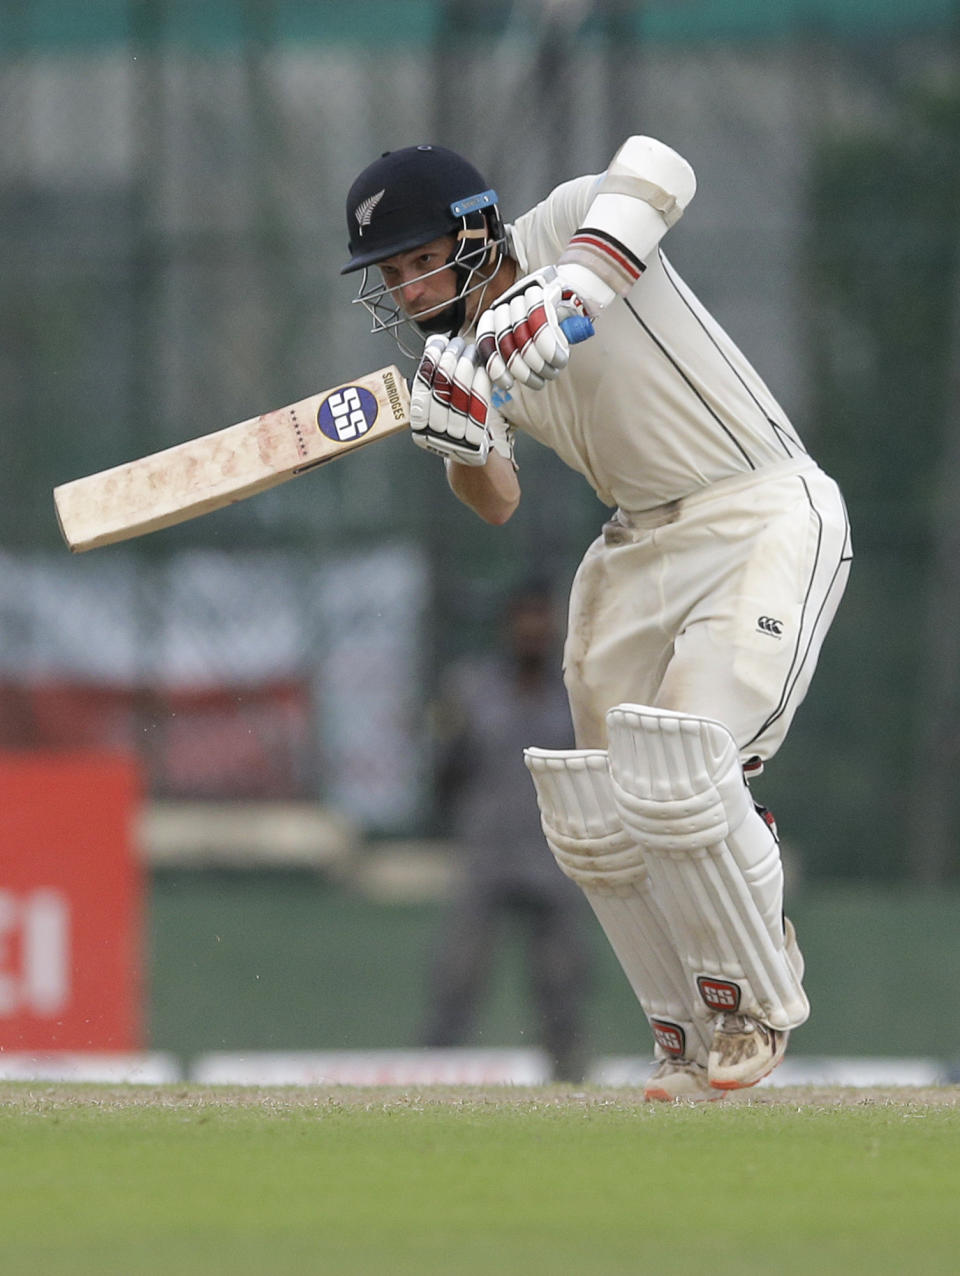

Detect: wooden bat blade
[53,366,410,553]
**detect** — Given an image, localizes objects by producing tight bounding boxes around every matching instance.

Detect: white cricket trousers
[563,457,852,761]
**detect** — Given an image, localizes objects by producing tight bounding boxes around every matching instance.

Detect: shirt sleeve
[506,174,604,273]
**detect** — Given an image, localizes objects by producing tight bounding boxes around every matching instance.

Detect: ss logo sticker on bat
[317,386,379,443]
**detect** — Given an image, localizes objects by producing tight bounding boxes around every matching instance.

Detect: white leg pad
[524,747,712,1063]
[605,704,809,1031]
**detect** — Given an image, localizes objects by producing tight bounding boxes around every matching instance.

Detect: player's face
[377,236,459,324]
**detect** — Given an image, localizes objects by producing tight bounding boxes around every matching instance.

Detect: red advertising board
[0,679,315,800]
[0,752,142,1051]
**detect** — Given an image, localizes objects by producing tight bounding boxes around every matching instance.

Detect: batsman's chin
[411,307,455,336]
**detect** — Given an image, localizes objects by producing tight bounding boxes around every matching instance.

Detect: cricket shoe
[706,917,804,1091]
[707,1015,789,1090]
[644,1058,724,1103]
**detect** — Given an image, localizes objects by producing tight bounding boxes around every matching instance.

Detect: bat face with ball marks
[53,366,411,552]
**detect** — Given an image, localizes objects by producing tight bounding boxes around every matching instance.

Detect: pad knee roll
[523,747,645,895]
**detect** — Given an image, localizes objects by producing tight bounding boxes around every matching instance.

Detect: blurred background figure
[420,580,592,1082]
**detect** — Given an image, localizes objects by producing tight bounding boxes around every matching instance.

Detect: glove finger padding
[453,345,491,436]
[477,269,576,393]
[475,310,512,393]
[433,338,466,441]
[410,333,449,430]
[410,335,491,467]
[531,279,573,374]
[506,292,551,389]
[513,284,572,385]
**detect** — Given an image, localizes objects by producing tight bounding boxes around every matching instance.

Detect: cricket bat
[53,365,411,553]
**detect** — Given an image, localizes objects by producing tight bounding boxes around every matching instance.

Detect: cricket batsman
[341,139,851,1101]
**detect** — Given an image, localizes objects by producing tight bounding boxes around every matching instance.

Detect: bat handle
[559,314,595,343]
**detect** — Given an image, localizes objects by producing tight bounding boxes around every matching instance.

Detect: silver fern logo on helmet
[355,189,386,237]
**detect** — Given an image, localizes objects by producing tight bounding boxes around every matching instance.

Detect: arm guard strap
[559,136,697,301]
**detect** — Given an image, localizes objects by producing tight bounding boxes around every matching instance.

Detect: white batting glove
[476,265,607,393]
[410,335,499,467]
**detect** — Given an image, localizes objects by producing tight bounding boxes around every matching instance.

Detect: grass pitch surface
[2,1083,958,1275]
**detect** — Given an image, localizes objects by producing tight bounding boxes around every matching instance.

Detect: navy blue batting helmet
[342,144,499,274]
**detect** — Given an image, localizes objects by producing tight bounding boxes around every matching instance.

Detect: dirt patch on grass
[2,1081,959,1113]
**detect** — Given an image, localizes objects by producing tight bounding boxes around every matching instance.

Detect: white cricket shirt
[502,174,808,513]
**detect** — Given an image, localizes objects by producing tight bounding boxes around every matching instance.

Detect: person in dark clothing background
[420,582,592,1083]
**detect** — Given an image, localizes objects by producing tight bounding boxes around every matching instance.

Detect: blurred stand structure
[419,581,592,1083]
[0,3,958,966]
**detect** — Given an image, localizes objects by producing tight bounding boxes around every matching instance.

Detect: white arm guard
[558,136,697,312]
[475,138,696,393]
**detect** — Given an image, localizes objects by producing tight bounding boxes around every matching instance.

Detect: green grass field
[2,1084,959,1275]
